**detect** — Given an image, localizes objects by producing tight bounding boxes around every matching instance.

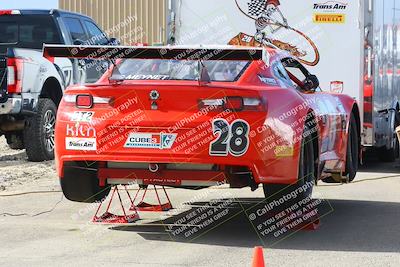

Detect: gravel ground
[0,137,399,267]
[0,137,59,192]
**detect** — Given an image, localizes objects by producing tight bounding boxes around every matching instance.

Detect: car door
[281,57,343,157]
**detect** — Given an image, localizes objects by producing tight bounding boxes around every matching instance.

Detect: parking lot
[0,136,399,267]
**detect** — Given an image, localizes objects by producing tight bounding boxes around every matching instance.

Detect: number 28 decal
[209,119,250,157]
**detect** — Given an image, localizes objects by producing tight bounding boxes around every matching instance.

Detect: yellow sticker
[313,13,346,24]
[274,146,294,157]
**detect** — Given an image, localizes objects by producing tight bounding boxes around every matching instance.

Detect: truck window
[63,17,88,44]
[83,20,108,45]
[0,15,61,49]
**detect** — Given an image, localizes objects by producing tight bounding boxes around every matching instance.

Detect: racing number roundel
[209,119,250,157]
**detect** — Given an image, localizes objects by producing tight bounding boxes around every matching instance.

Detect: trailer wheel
[344,113,359,181]
[24,98,57,162]
[263,126,315,210]
[377,110,400,162]
[61,162,111,203]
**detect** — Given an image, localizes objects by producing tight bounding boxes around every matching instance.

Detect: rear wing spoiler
[43,44,266,61]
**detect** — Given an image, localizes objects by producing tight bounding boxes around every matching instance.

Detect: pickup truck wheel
[61,163,111,203]
[263,126,315,211]
[24,98,56,162]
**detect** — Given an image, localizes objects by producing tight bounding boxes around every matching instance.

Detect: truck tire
[344,113,359,181]
[24,98,57,162]
[61,162,111,203]
[5,133,24,150]
[263,126,315,210]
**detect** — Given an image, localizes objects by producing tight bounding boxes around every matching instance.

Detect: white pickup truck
[0,9,116,161]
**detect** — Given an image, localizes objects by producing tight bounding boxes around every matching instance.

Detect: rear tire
[345,113,359,181]
[24,98,57,162]
[61,162,111,203]
[263,126,315,210]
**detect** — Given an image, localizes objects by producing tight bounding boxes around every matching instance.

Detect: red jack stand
[128,185,173,212]
[92,186,140,224]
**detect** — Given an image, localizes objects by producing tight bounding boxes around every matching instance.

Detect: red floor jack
[92,186,140,224]
[128,185,173,212]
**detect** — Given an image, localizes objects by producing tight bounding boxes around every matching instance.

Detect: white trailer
[167,0,400,161]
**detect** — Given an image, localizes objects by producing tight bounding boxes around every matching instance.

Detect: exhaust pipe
[0,120,25,132]
[149,163,159,173]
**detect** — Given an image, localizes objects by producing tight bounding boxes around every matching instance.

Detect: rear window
[0,15,61,49]
[111,59,250,82]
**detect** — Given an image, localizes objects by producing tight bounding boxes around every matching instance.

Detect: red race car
[44,45,360,204]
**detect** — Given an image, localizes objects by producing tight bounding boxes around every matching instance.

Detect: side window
[83,20,108,45]
[63,17,87,44]
[281,57,309,89]
[271,60,293,88]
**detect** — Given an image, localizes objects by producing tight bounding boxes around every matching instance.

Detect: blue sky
[0,0,58,9]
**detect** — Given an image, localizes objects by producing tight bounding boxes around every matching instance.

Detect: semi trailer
[167,0,400,161]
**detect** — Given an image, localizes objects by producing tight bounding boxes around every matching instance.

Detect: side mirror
[109,37,120,45]
[304,74,320,91]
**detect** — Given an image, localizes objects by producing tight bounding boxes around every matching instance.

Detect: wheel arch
[40,77,63,107]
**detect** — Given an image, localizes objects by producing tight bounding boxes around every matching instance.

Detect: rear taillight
[0,10,21,15]
[76,95,93,108]
[64,94,111,108]
[199,96,264,111]
[7,58,24,93]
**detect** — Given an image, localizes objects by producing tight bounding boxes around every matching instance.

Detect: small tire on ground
[24,98,57,162]
[61,162,111,203]
[263,125,315,211]
[5,133,25,150]
[344,113,360,181]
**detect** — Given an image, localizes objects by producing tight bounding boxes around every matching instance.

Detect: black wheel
[24,98,56,162]
[5,133,25,150]
[61,162,111,203]
[345,113,360,181]
[378,110,400,162]
[263,126,315,210]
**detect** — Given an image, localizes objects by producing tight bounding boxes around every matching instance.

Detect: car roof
[6,9,93,20]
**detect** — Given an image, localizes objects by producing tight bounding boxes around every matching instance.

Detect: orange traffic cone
[251,246,265,267]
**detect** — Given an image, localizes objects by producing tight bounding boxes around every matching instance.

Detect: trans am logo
[124,132,177,149]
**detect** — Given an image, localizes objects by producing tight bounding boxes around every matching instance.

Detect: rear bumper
[0,96,22,114]
[57,152,297,186]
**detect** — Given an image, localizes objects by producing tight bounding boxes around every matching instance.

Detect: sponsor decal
[313,13,345,24]
[66,123,96,138]
[274,146,294,157]
[142,179,181,186]
[330,81,344,93]
[313,1,348,11]
[313,1,347,24]
[258,75,278,86]
[71,111,95,122]
[66,137,97,151]
[121,74,169,80]
[124,132,177,149]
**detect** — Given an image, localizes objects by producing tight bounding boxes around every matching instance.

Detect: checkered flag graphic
[248,0,266,17]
